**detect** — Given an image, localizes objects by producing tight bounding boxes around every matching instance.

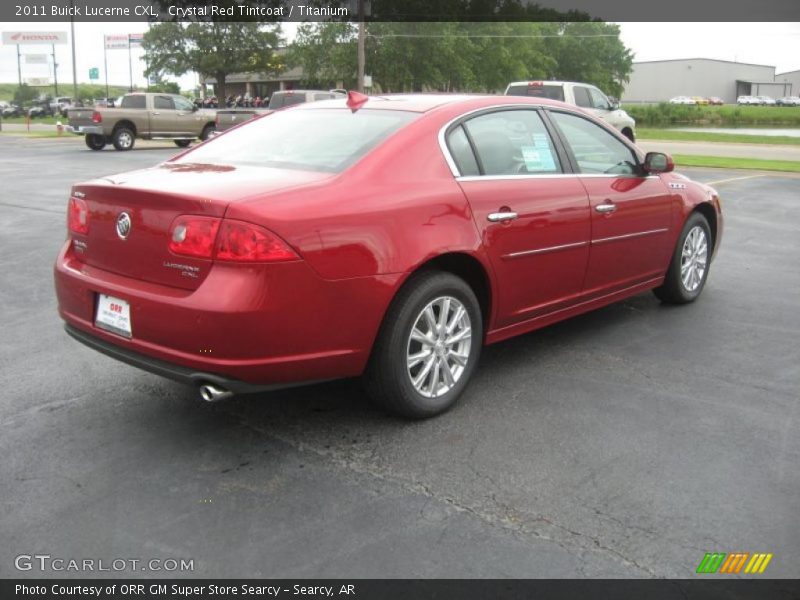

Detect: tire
[200,124,215,141]
[622,128,635,143]
[364,271,483,419]
[174,139,192,148]
[653,212,712,304]
[112,126,135,151]
[85,134,106,151]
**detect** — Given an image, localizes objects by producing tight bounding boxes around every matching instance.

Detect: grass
[1,116,62,125]
[672,154,800,173]
[0,130,77,138]
[623,103,800,127]
[637,128,800,146]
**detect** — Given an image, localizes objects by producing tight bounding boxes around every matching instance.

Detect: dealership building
[622,58,794,103]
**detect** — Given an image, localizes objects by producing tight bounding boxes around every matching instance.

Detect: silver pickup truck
[68,92,217,151]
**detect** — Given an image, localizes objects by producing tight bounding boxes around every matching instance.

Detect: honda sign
[3,31,68,45]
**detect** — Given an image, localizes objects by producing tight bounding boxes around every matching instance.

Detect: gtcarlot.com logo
[696,552,773,574]
[14,554,194,573]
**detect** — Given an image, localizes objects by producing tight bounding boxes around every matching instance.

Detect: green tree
[13,84,38,107]
[542,22,634,98]
[142,22,282,99]
[287,22,358,89]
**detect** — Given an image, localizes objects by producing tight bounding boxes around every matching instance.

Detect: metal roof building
[622,58,791,103]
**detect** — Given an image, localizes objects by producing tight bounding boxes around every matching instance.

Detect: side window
[120,95,146,109]
[589,88,611,110]
[313,93,334,101]
[153,96,175,110]
[573,86,592,108]
[462,110,561,176]
[550,111,637,175]
[173,96,194,111]
[446,125,479,176]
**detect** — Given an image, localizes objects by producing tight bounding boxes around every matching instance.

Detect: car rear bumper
[54,241,397,387]
[67,125,103,135]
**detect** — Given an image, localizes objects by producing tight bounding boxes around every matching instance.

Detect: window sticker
[521,144,556,172]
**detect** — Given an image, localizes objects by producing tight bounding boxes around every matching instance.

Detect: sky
[0,21,798,92]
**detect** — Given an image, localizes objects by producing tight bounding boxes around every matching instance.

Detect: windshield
[178,108,418,173]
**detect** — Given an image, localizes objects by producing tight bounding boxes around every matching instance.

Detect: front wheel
[85,134,106,151]
[653,212,712,304]
[200,124,215,141]
[364,271,483,419]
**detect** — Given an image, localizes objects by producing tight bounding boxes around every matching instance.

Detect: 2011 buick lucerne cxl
[54,92,723,418]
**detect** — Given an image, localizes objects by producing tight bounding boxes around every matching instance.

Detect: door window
[445,126,480,176]
[120,95,146,109]
[153,96,175,110]
[589,88,611,110]
[573,86,592,108]
[550,111,637,175]
[462,110,561,176]
[173,96,194,111]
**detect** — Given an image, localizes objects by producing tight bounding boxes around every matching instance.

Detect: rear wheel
[112,126,135,151]
[85,134,106,151]
[174,139,192,148]
[653,212,712,304]
[365,271,482,419]
[200,124,215,141]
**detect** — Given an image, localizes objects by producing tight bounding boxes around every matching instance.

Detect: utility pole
[52,44,59,96]
[17,45,22,87]
[128,37,133,92]
[103,41,109,100]
[70,0,78,103]
[357,0,365,92]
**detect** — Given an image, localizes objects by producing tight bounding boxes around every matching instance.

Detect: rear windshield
[178,108,418,173]
[268,94,306,109]
[506,85,565,101]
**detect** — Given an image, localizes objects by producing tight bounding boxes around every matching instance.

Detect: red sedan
[55,93,723,418]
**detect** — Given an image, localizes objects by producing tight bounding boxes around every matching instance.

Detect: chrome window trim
[591,228,669,245]
[437,103,643,180]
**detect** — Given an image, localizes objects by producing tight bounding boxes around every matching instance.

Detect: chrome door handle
[595,203,617,214]
[487,212,518,222]
[152,111,160,115]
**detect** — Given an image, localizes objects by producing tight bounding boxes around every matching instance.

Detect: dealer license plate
[95,294,132,338]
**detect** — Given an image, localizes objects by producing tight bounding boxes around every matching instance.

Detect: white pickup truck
[505,80,636,142]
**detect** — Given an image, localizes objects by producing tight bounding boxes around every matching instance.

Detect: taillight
[168,216,298,262]
[168,216,220,259]
[216,220,298,262]
[91,111,102,124]
[68,197,89,234]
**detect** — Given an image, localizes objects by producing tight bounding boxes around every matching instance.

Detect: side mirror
[644,152,674,174]
[608,96,619,110]
[191,104,199,112]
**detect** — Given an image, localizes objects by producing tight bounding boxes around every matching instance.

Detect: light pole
[357,0,365,92]
[70,0,78,102]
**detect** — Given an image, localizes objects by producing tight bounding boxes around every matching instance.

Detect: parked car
[691,96,709,105]
[737,95,760,105]
[504,80,636,141]
[707,97,724,106]
[28,101,54,118]
[1,103,22,118]
[669,96,696,105]
[755,96,776,106]
[50,96,73,116]
[54,93,723,418]
[67,92,217,151]
[776,96,800,106]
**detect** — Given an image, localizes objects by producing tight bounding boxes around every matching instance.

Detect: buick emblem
[116,212,132,240]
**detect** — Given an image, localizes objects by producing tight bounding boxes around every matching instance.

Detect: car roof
[294,93,571,113]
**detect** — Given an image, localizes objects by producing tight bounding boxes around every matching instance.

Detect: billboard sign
[3,31,67,45]
[104,34,129,50]
[25,77,51,86]
[128,33,144,47]
[24,54,48,64]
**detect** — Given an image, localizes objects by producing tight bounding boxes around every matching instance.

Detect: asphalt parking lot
[1,136,798,579]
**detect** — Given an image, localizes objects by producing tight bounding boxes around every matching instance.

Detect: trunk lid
[71,163,332,290]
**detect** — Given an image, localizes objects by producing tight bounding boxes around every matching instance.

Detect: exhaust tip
[199,383,234,403]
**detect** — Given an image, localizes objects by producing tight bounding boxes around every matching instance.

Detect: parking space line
[705,174,766,186]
